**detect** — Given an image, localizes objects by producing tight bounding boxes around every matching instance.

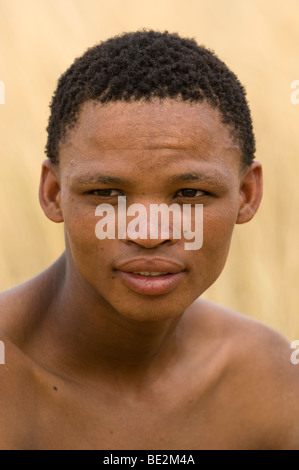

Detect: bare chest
[25,385,205,449]
[6,377,260,450]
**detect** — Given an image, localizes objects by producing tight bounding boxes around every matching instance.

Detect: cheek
[63,204,112,268]
[205,205,237,258]
[190,204,238,283]
[65,219,118,291]
[206,210,236,245]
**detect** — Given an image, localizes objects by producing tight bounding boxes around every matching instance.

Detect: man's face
[50,99,252,321]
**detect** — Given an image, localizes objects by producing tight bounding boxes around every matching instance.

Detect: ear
[236,161,263,224]
[39,159,64,223]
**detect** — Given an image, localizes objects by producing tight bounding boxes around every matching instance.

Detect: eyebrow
[73,172,228,188]
[73,175,131,186]
[169,172,228,188]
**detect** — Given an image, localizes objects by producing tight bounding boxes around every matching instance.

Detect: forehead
[58,99,241,178]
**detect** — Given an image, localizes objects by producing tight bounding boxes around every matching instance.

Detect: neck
[34,253,183,384]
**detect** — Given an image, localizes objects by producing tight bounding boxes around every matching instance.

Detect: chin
[109,295,192,323]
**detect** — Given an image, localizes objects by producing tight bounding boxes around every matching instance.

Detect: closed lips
[115,262,186,296]
[115,257,185,274]
[133,272,169,276]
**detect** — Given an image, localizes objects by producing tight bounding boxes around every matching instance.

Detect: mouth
[114,258,186,295]
[132,271,170,276]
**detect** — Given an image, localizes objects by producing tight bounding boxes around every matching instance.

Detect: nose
[120,202,180,249]
[124,233,175,249]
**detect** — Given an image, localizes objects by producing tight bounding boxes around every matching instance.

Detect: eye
[89,189,123,197]
[176,189,206,198]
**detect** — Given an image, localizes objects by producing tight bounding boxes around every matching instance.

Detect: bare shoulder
[0,280,38,448]
[0,262,64,449]
[0,326,35,449]
[188,297,293,357]
[0,265,59,387]
[0,256,64,339]
[187,297,294,364]
[187,298,299,449]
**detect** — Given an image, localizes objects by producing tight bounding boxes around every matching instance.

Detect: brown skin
[0,99,298,450]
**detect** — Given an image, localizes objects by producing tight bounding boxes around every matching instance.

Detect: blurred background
[0,0,298,339]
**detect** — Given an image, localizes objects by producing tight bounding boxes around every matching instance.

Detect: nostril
[122,237,178,249]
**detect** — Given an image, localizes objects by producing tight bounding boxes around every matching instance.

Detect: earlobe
[236,161,263,224]
[39,159,64,223]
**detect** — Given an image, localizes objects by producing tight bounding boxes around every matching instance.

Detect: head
[39,30,262,322]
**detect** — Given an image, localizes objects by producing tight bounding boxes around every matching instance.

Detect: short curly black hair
[45,30,255,166]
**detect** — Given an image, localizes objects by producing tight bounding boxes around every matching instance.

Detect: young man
[0,31,298,450]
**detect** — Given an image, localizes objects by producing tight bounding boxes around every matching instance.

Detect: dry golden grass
[0,0,298,338]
